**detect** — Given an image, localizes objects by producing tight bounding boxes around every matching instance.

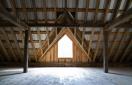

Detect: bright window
[58,35,73,58]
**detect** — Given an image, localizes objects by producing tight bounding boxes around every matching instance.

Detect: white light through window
[58,35,73,58]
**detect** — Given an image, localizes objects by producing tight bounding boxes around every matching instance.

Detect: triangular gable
[39,28,91,61]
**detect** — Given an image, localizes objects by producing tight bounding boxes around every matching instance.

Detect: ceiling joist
[106,8,132,30]
[0,1,28,31]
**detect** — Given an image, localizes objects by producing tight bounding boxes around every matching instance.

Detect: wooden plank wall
[40,41,88,64]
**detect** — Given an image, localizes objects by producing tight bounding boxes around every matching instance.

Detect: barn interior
[0,0,132,85]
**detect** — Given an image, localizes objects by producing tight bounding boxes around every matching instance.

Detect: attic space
[0,0,132,85]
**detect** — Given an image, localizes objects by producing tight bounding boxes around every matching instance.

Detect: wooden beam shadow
[108,72,132,77]
[0,72,23,77]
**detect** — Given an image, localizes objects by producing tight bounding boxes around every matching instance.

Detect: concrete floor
[0,67,132,85]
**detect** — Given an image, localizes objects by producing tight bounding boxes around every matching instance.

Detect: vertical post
[102,28,108,73]
[23,30,29,73]
[74,27,77,36]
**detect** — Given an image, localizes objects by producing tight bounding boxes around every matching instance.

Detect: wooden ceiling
[0,0,132,64]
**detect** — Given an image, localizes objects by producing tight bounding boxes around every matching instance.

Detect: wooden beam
[102,28,109,73]
[0,39,130,47]
[23,30,29,73]
[6,8,124,13]
[75,0,79,24]
[84,0,89,23]
[106,7,132,30]
[46,27,49,46]
[0,40,10,61]
[81,28,85,46]
[93,30,102,62]
[108,1,131,61]
[0,53,4,62]
[20,0,28,22]
[88,0,99,61]
[93,0,99,23]
[10,0,17,16]
[109,29,119,61]
[0,28,17,62]
[102,0,111,22]
[87,28,94,60]
[91,0,99,61]
[21,0,37,62]
[0,20,132,28]
[122,0,131,15]
[117,0,132,62]
[10,28,23,61]
[2,30,132,35]
[113,29,128,62]
[43,0,47,23]
[111,0,122,20]
[31,0,40,62]
[120,37,132,62]
[126,46,132,62]
[28,29,37,61]
[0,1,28,31]
[36,28,43,58]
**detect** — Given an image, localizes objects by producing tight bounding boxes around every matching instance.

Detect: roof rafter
[0,1,28,31]
[105,7,132,30]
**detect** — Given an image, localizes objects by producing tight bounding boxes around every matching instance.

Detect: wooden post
[23,30,29,73]
[102,28,108,73]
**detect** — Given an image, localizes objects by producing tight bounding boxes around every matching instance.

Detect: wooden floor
[0,67,132,85]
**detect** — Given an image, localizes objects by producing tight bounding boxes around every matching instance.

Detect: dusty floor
[0,67,132,85]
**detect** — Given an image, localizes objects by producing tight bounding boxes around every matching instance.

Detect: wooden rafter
[91,0,100,61]
[10,28,23,61]
[111,0,122,20]
[0,39,10,61]
[123,0,131,15]
[85,0,89,22]
[109,29,119,61]
[93,30,102,62]
[105,8,132,30]
[88,0,99,60]
[118,0,132,62]
[120,34,132,62]
[100,0,111,62]
[108,0,131,61]
[0,1,28,31]
[0,28,17,61]
[21,0,37,61]
[32,0,42,61]
[43,0,47,23]
[75,0,79,24]
[113,29,129,62]
[126,42,132,62]
[10,0,17,16]
[81,28,84,46]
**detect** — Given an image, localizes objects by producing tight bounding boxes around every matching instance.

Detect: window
[58,34,73,58]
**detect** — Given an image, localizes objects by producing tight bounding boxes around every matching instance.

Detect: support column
[102,28,109,73]
[23,30,29,73]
